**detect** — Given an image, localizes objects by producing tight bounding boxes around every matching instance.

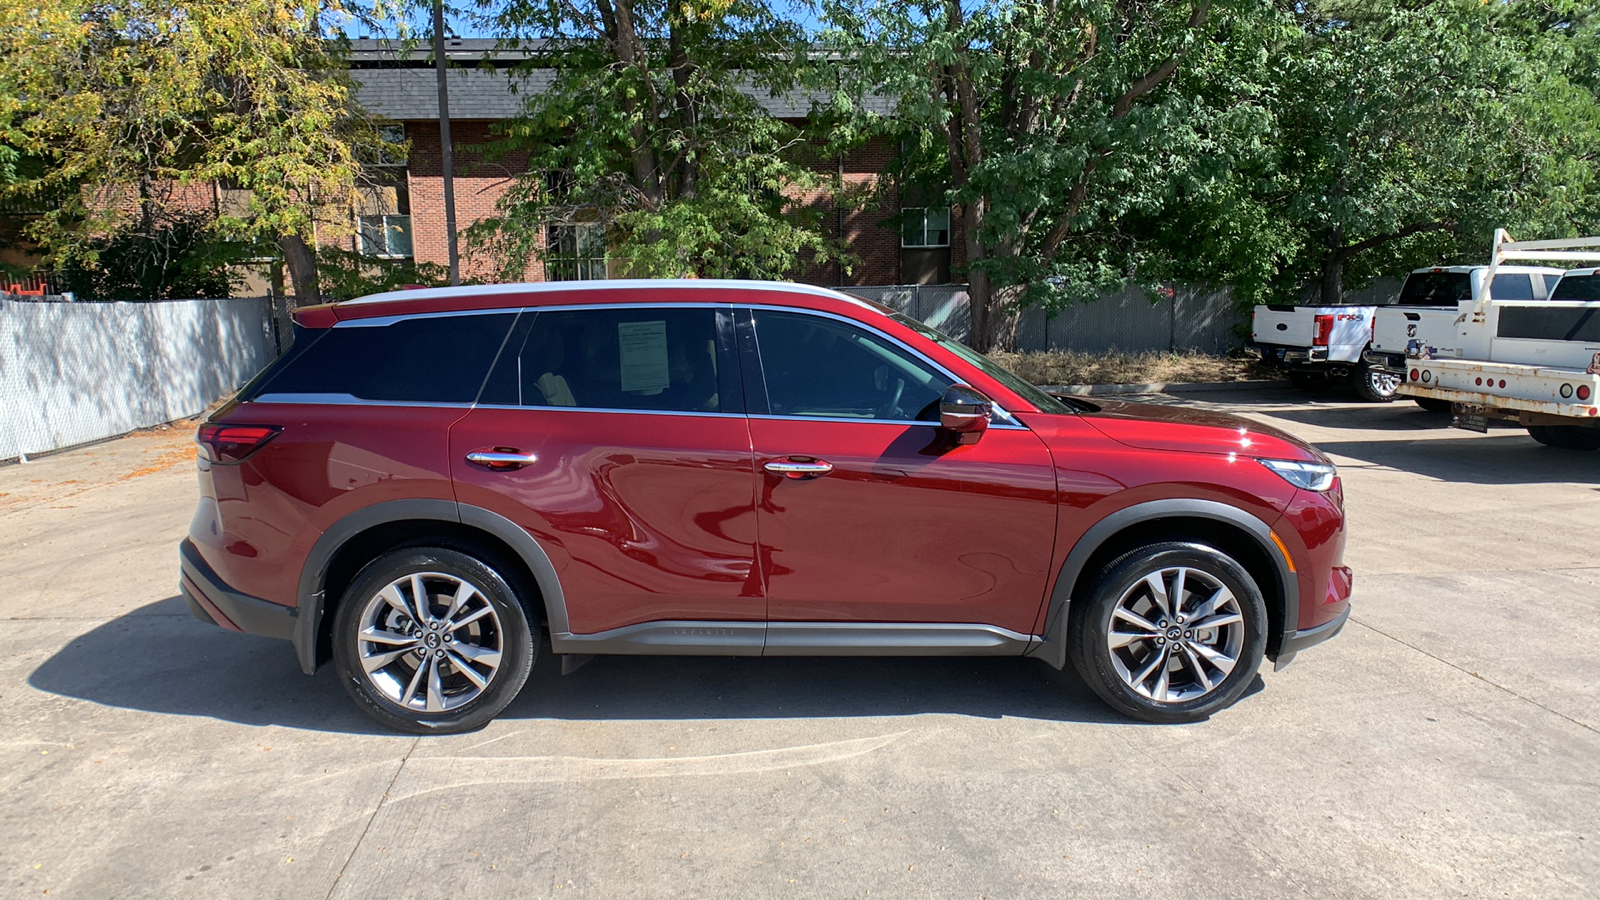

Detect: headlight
[1258,458,1337,491]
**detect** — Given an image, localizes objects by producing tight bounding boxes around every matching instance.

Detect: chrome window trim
[335,308,523,328]
[253,393,475,408]
[747,413,1025,430]
[337,279,883,313]
[740,304,1026,427]
[340,302,732,329]
[470,404,747,419]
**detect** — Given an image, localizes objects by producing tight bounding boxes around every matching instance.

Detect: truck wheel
[1351,366,1400,403]
[1413,398,1452,414]
[1288,372,1329,393]
[1526,425,1600,451]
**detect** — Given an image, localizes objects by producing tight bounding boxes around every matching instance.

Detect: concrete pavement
[2,390,1596,899]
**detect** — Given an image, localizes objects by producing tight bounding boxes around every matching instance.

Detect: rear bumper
[179,539,297,642]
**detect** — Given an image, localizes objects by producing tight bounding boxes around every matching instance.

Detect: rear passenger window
[1486,274,1534,300]
[499,307,725,413]
[251,313,517,404]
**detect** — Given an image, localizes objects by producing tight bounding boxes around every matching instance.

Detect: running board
[549,621,1036,657]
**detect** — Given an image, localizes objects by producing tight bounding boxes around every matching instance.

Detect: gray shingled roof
[347,39,893,121]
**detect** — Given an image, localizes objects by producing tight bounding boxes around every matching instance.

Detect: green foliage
[468,0,835,279]
[313,246,452,300]
[822,0,1600,343]
[0,0,396,297]
[52,213,248,302]
[1238,0,1600,303]
[820,0,1291,348]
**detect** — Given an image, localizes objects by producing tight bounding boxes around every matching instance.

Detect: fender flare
[1026,498,1296,670]
[292,499,566,674]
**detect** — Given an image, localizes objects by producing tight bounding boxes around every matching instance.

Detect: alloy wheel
[1105,566,1244,703]
[356,571,505,713]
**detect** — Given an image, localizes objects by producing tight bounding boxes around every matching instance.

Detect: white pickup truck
[1250,304,1397,401]
[1400,231,1600,449]
[1365,265,1564,412]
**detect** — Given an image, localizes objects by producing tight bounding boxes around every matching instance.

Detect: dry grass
[988,348,1270,387]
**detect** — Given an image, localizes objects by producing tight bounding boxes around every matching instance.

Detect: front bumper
[179,538,297,642]
[1272,604,1350,671]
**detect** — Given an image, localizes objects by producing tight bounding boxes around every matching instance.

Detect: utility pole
[432,0,460,285]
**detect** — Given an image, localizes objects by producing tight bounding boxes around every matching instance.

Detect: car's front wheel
[1069,542,1267,723]
[333,546,536,734]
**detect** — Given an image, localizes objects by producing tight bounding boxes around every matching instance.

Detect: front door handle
[763,457,834,479]
[466,449,538,470]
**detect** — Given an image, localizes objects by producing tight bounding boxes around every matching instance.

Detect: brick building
[344,39,962,289]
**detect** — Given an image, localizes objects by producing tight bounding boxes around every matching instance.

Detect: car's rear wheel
[333,546,535,734]
[1526,424,1600,451]
[1413,397,1452,414]
[1069,542,1267,723]
[1351,365,1400,402]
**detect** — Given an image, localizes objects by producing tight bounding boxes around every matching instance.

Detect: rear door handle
[466,449,537,470]
[763,457,833,479]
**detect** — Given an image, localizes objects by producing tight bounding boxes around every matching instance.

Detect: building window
[901,207,950,248]
[366,124,409,168]
[359,214,413,258]
[546,223,607,281]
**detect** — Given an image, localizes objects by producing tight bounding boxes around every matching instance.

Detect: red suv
[180,280,1351,733]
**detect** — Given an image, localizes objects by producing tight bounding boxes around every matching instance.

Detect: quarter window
[250,313,518,404]
[751,310,952,421]
[499,307,725,413]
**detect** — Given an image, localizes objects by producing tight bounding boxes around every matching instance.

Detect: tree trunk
[1319,250,1344,306]
[279,234,320,306]
[965,199,995,352]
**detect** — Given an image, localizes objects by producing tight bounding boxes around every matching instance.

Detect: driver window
[752,310,951,421]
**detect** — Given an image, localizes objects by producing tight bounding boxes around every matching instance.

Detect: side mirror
[940,384,992,444]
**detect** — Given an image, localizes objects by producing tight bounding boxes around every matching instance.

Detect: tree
[822,0,1283,350]
[469,0,833,279]
[0,0,394,303]
[1254,0,1600,304]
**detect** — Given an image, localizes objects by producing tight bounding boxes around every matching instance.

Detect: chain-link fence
[1,297,278,462]
[847,283,1246,353]
[846,284,973,339]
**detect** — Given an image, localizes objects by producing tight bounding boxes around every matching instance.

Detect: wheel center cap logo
[1166,628,1182,640]
[425,633,440,648]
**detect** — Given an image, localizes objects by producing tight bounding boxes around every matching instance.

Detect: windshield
[1551,274,1600,301]
[889,314,1072,415]
[1398,271,1472,306]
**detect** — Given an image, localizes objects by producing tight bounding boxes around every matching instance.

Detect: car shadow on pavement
[1291,433,1598,486]
[27,598,1263,732]
[1256,403,1485,433]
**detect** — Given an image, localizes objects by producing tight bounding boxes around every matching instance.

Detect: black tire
[1526,425,1600,451]
[333,546,536,734]
[1413,397,1453,414]
[1288,371,1329,393]
[1068,542,1267,724]
[1350,365,1400,403]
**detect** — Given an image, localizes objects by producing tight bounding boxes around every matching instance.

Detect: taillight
[1580,385,1594,401]
[1313,315,1334,347]
[197,424,281,462]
